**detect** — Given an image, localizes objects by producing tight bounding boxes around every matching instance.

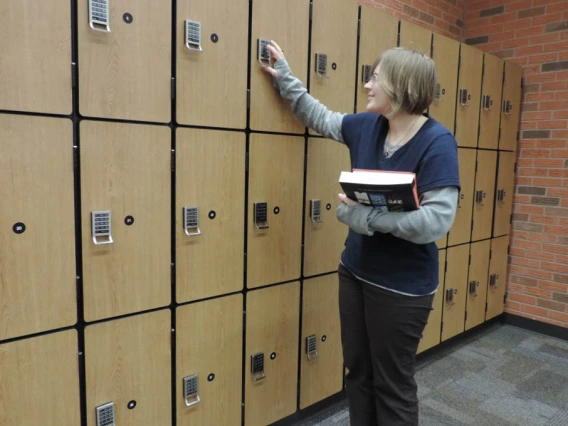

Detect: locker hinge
[482,63,485,76]
[171,149,175,172]
[247,89,251,110]
[171,78,176,101]
[507,244,510,255]
[517,130,520,141]
[504,291,508,304]
[357,19,361,36]
[489,249,493,260]
[441,321,444,333]
[514,162,517,173]
[445,259,448,273]
[245,152,249,172]
[72,62,78,89]
[498,127,501,141]
[469,254,471,266]
[485,301,488,312]
[475,160,478,172]
[309,1,313,20]
[510,214,513,224]
[73,145,79,170]
[465,311,467,322]
[521,77,524,88]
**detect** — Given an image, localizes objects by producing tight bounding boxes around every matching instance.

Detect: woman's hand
[261,40,285,78]
[338,193,357,206]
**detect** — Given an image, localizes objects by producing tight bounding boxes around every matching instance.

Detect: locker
[493,152,516,237]
[78,0,171,122]
[250,0,310,134]
[304,138,350,277]
[85,310,171,426]
[455,44,483,148]
[448,148,476,246]
[471,150,497,242]
[399,20,432,56]
[245,282,300,426]
[81,121,170,322]
[176,129,245,302]
[247,134,304,288]
[0,1,72,114]
[417,249,446,354]
[0,115,76,340]
[309,0,359,135]
[441,244,469,342]
[176,0,248,128]
[0,330,80,426]
[478,53,504,150]
[436,233,448,249]
[300,274,343,409]
[486,236,510,320]
[357,5,398,113]
[465,240,490,331]
[176,295,243,426]
[430,34,459,133]
[500,61,523,152]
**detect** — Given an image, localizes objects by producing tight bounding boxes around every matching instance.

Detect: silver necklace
[384,116,420,158]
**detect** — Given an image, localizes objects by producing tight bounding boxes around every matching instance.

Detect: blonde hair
[372,47,437,115]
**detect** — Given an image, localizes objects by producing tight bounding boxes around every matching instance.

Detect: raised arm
[262,40,345,143]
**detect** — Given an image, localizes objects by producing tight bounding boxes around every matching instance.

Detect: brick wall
[359,0,466,40]
[463,0,568,329]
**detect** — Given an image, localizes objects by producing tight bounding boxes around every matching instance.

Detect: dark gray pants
[338,264,434,426]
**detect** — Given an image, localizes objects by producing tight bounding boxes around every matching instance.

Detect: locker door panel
[486,236,509,320]
[177,295,243,426]
[247,135,304,288]
[304,139,350,276]
[465,240,490,330]
[0,330,80,426]
[0,115,76,340]
[250,0,310,134]
[442,244,469,342]
[78,0,171,122]
[176,0,248,128]
[300,274,342,409]
[245,283,300,426]
[455,44,483,147]
[85,310,171,426]
[176,129,245,302]
[479,54,504,150]
[357,6,398,113]
[500,62,523,152]
[417,250,445,354]
[430,34,459,133]
[399,21,432,56]
[0,1,72,114]
[471,151,497,242]
[493,152,516,237]
[448,148,476,246]
[81,121,171,321]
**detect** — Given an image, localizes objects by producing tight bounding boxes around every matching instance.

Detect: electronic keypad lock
[310,199,323,224]
[89,0,111,33]
[183,374,201,407]
[185,19,203,52]
[459,88,469,106]
[469,280,479,297]
[251,352,266,381]
[435,83,442,101]
[503,100,513,115]
[253,202,269,230]
[96,402,116,426]
[91,210,113,245]
[258,39,271,66]
[306,335,319,360]
[445,288,455,305]
[183,206,201,236]
[361,65,372,83]
[482,94,492,111]
[315,53,329,78]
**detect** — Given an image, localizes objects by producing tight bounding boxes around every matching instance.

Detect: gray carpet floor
[297,324,568,426]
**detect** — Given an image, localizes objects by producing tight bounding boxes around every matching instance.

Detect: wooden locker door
[486,236,510,320]
[0,115,76,340]
[500,61,523,152]
[309,0,359,135]
[357,6,398,113]
[0,330,80,426]
[448,148,476,247]
[493,152,516,237]
[441,244,469,342]
[455,44,483,148]
[0,1,71,114]
[176,0,248,128]
[478,54,504,150]
[399,21,432,56]
[85,310,171,426]
[417,249,446,354]
[465,240,490,331]
[176,295,243,426]
[78,0,171,122]
[176,129,245,302]
[300,274,342,409]
[250,0,310,134]
[304,139,350,276]
[430,34,459,133]
[81,121,171,322]
[247,135,304,288]
[245,282,300,426]
[471,150,497,242]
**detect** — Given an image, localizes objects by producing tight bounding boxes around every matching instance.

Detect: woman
[263,41,460,426]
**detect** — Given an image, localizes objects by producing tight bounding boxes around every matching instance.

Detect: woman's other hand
[338,193,357,206]
[261,40,285,78]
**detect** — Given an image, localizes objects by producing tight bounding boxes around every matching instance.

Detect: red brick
[537,119,568,128]
[533,13,564,26]
[541,261,568,274]
[523,111,552,120]
[548,2,568,14]
[534,159,565,167]
[516,25,546,38]
[503,37,531,48]
[528,228,559,239]
[528,53,560,64]
[520,304,550,317]
[539,281,568,293]
[516,45,544,56]
[511,257,541,268]
[540,101,568,110]
[543,243,568,254]
[534,178,563,187]
[551,130,568,138]
[549,188,568,197]
[508,292,537,304]
[492,12,517,24]
[549,169,568,177]
[526,268,554,280]
[542,81,568,91]
[544,41,568,53]
[537,140,567,149]
[527,250,556,261]
[525,287,553,298]
[550,311,568,323]
[526,73,558,84]
[526,92,555,102]
[504,18,532,32]
[511,238,542,250]
[506,300,522,311]
[506,0,533,13]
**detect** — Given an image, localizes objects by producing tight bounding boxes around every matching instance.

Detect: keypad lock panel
[310,199,323,224]
[185,19,203,51]
[445,288,456,305]
[183,206,201,236]
[258,38,271,66]
[251,352,266,381]
[91,210,113,245]
[183,374,201,407]
[315,53,328,78]
[89,0,110,32]
[253,202,269,230]
[469,280,479,296]
[361,65,371,83]
[96,402,116,426]
[306,335,319,360]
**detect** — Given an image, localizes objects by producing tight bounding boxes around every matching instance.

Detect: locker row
[2,1,521,151]
[0,114,514,339]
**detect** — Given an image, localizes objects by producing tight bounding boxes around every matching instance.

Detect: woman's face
[363,65,392,115]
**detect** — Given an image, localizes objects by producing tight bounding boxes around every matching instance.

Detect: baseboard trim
[503,312,568,341]
[271,389,346,426]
